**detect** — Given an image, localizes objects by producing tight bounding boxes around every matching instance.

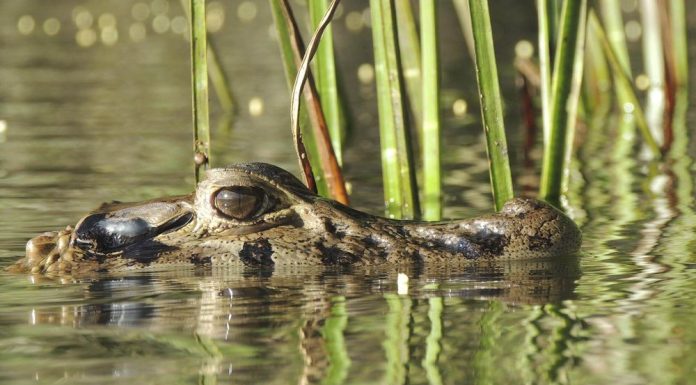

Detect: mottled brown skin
[11,163,581,274]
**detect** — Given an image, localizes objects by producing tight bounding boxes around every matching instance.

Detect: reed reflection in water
[0,1,695,385]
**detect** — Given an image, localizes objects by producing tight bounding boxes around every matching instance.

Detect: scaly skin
[10,163,581,274]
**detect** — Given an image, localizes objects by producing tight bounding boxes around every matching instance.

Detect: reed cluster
[187,0,688,217]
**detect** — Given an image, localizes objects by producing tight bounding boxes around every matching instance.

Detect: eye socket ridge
[212,185,273,220]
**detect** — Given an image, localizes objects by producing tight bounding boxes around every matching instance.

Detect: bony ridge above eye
[213,186,266,220]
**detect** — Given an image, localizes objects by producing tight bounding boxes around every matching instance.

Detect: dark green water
[1,1,695,384]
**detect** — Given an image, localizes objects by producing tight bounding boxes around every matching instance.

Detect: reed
[179,0,235,117]
[536,0,553,146]
[190,1,686,219]
[188,0,211,184]
[670,0,689,87]
[270,0,322,194]
[662,0,688,151]
[597,0,632,109]
[599,0,631,76]
[582,18,611,118]
[394,0,423,130]
[539,0,587,207]
[639,0,667,148]
[467,0,514,211]
[420,0,441,221]
[308,0,344,165]
[270,0,350,205]
[288,0,349,204]
[549,0,562,48]
[588,11,661,157]
[640,0,666,93]
[370,0,419,219]
[451,0,475,62]
[206,39,235,114]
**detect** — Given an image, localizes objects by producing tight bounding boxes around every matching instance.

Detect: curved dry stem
[287,0,349,204]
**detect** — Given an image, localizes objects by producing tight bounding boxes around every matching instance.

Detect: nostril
[25,233,59,257]
[74,237,97,251]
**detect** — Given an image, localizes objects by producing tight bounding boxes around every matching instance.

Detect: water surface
[1,1,695,384]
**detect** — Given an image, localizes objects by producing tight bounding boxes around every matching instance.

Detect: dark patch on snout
[121,240,176,265]
[81,239,175,267]
[528,235,554,251]
[470,229,508,256]
[450,239,483,260]
[84,250,109,264]
[362,236,378,247]
[190,255,212,266]
[322,218,346,239]
[361,236,389,260]
[409,250,424,264]
[317,244,359,266]
[436,230,507,260]
[239,239,274,266]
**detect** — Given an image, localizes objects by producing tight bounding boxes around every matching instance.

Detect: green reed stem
[309,0,344,165]
[420,0,441,221]
[536,0,552,146]
[670,0,688,87]
[269,0,326,196]
[598,0,632,109]
[588,11,661,158]
[599,0,631,76]
[539,0,587,207]
[640,0,667,149]
[451,0,475,62]
[549,0,562,47]
[179,0,235,116]
[640,0,665,93]
[468,0,514,211]
[394,0,423,130]
[370,0,419,219]
[206,40,235,114]
[189,0,210,183]
[582,20,611,118]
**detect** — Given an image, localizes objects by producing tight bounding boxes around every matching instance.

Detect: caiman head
[10,163,581,274]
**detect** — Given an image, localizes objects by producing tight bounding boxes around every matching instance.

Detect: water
[1,1,695,384]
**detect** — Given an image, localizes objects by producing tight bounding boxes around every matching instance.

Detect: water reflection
[7,260,577,384]
[1,1,696,384]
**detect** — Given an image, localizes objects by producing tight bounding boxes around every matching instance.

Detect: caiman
[11,162,581,274]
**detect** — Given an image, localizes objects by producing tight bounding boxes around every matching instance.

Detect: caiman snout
[21,228,73,273]
[73,201,193,254]
[12,197,194,274]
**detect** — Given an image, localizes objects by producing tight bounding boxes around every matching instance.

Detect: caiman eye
[214,186,267,220]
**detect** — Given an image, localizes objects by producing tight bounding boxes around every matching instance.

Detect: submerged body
[12,163,581,274]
